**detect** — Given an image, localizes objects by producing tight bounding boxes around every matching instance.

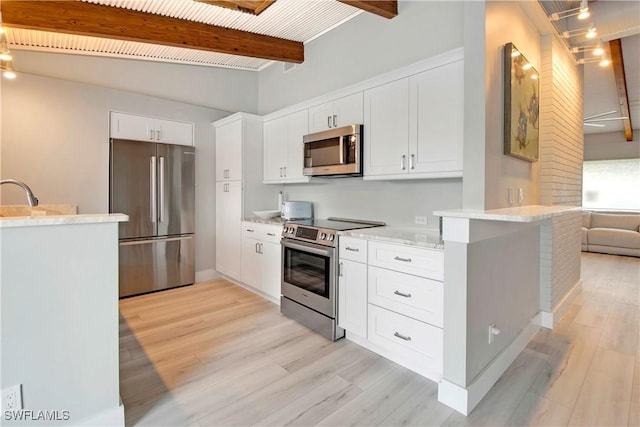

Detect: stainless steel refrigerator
[110,139,195,298]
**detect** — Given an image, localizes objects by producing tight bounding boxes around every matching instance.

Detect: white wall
[584,131,640,160]
[259,1,465,224]
[258,1,464,114]
[12,50,259,114]
[1,72,228,274]
[283,178,461,227]
[482,1,542,209]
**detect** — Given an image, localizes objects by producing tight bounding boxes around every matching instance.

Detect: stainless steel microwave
[303,124,363,177]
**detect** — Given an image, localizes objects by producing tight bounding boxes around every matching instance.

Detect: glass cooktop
[287,217,385,231]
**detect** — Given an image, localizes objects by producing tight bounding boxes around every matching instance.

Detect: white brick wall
[539,35,583,312]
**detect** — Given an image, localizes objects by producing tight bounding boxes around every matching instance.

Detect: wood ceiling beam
[338,1,397,19]
[0,0,304,63]
[194,1,276,16]
[609,38,633,141]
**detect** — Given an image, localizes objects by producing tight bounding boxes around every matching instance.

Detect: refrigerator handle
[150,156,157,223]
[159,156,165,223]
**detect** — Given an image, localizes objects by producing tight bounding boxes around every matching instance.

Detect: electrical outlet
[2,384,23,410]
[414,216,428,225]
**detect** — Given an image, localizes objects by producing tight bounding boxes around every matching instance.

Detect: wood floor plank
[506,392,572,426]
[568,347,634,426]
[117,254,639,427]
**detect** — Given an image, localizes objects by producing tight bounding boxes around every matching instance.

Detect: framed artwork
[503,42,539,162]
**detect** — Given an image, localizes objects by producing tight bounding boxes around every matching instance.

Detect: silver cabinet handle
[148,128,154,140]
[394,256,412,262]
[279,167,283,178]
[246,229,255,233]
[255,242,259,253]
[267,232,276,236]
[283,166,287,177]
[259,243,263,254]
[156,129,161,141]
[394,332,412,341]
[410,154,415,170]
[327,116,332,128]
[150,156,157,223]
[401,155,406,170]
[338,262,343,277]
[345,247,359,252]
[394,290,412,298]
[333,115,337,128]
[158,156,165,223]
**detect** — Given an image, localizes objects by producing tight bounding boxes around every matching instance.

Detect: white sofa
[582,211,640,257]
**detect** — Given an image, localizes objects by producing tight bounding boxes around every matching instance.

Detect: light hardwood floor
[119,252,640,426]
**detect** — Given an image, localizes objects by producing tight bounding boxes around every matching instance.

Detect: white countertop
[341,226,443,250]
[243,216,285,226]
[0,213,129,228]
[433,205,581,222]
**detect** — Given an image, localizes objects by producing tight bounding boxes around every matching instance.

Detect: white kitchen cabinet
[214,113,278,283]
[241,222,282,301]
[110,111,193,146]
[215,118,243,181]
[363,79,410,176]
[308,92,363,133]
[338,258,368,337]
[364,59,463,180]
[215,180,242,280]
[409,60,463,175]
[263,109,310,184]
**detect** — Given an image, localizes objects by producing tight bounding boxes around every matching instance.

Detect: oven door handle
[281,239,334,257]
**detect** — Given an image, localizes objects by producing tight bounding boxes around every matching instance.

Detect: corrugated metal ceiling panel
[5,0,362,71]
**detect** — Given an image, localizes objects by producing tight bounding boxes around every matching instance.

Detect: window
[583,159,640,210]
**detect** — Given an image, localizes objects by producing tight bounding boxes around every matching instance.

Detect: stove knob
[328,234,335,241]
[289,228,295,234]
[320,232,327,240]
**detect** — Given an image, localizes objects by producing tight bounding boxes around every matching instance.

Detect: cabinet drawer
[260,224,282,244]
[339,236,368,263]
[368,241,443,280]
[368,266,443,327]
[242,222,282,244]
[368,304,442,372]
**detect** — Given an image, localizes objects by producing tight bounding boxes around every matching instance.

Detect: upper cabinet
[308,92,364,133]
[263,109,310,184]
[110,112,194,146]
[363,59,464,180]
[215,119,243,181]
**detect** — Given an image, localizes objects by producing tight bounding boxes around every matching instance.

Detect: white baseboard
[196,269,220,283]
[438,314,540,415]
[539,279,582,329]
[75,403,125,426]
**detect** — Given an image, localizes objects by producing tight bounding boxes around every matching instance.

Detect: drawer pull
[393,290,412,298]
[267,232,276,236]
[394,256,412,262]
[393,332,412,341]
[345,247,360,252]
[246,229,255,232]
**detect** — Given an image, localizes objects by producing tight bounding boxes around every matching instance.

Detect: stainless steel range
[280,217,385,340]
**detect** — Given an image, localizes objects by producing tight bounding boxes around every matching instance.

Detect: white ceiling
[541,0,640,135]
[4,0,363,71]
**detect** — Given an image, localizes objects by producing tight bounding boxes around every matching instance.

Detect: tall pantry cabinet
[214,113,278,281]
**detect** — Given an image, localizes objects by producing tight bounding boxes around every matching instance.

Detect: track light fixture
[562,26,597,39]
[551,0,590,21]
[571,43,605,56]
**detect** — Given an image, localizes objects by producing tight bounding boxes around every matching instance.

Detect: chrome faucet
[0,179,39,207]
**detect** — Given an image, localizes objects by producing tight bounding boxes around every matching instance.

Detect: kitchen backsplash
[282,177,462,227]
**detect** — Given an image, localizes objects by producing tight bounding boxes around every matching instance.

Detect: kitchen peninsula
[0,212,127,426]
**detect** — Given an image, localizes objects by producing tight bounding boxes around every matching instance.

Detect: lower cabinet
[241,222,282,301]
[337,235,444,381]
[338,259,368,337]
